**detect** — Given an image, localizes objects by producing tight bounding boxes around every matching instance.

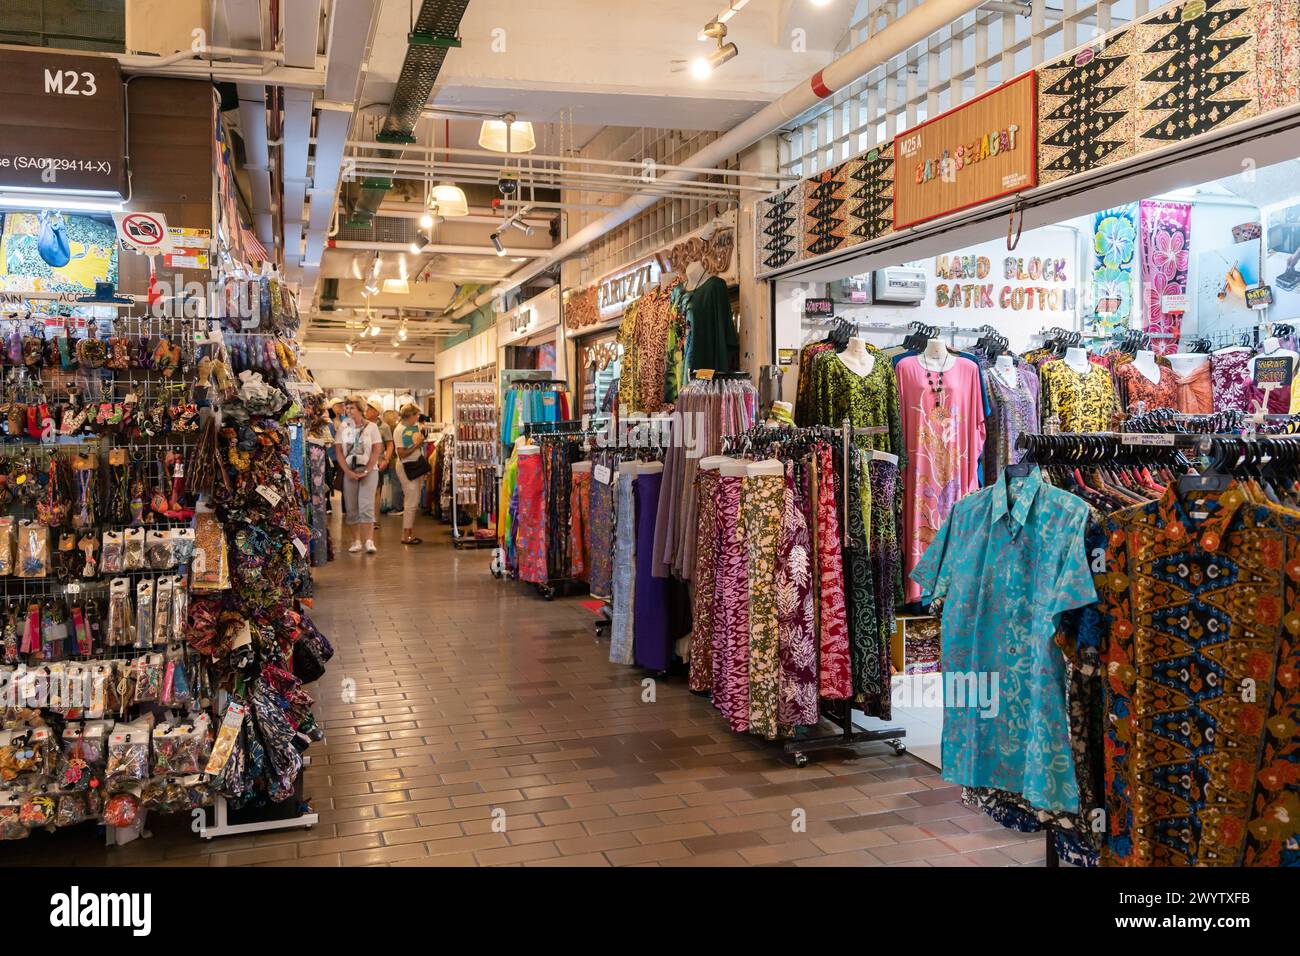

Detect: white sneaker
[348,541,363,553]
[365,540,377,554]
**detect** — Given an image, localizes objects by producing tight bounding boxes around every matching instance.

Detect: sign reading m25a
[0,49,126,196]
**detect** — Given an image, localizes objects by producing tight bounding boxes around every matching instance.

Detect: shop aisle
[4,511,1045,868]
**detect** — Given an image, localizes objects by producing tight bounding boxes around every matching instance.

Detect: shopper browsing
[366,402,395,537]
[335,396,383,554]
[392,404,428,545]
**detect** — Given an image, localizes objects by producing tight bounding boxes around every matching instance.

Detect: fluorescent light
[0,192,124,212]
[430,182,469,217]
[490,232,506,256]
[478,119,536,153]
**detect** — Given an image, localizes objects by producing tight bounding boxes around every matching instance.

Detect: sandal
[401,537,422,546]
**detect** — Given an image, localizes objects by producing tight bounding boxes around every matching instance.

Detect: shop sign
[0,49,127,196]
[778,348,797,366]
[1246,285,1274,310]
[1254,355,1294,389]
[803,297,835,318]
[931,242,1075,315]
[892,74,1037,230]
[163,228,211,270]
[597,257,661,320]
[510,306,535,335]
[663,220,737,284]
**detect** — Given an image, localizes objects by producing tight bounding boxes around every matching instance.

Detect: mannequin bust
[1133,349,1161,385]
[1064,346,1091,375]
[1249,335,1300,382]
[837,337,875,376]
[918,337,955,373]
[1168,351,1210,376]
[994,354,1018,389]
[684,261,708,291]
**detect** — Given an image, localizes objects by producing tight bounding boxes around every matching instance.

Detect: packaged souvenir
[0,517,14,576]
[55,793,92,827]
[151,717,208,776]
[168,575,188,644]
[190,513,229,591]
[132,653,162,703]
[0,797,25,840]
[101,530,124,574]
[19,793,55,828]
[171,528,196,565]
[102,790,142,827]
[123,528,145,571]
[153,576,173,645]
[135,579,154,649]
[104,720,152,790]
[106,577,135,647]
[15,521,49,578]
[146,529,174,569]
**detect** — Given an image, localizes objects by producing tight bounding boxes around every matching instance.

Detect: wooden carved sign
[664,226,735,279]
[892,73,1038,230]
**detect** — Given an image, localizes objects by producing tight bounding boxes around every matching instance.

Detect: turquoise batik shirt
[910,467,1096,813]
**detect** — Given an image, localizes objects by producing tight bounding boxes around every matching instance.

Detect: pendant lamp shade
[478,119,536,153]
[429,181,469,217]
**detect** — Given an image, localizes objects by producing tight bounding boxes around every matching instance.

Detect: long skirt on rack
[609,470,637,665]
[307,443,330,567]
[633,470,671,671]
[515,451,548,584]
[569,468,591,581]
[742,472,783,740]
[841,449,899,718]
[814,445,852,699]
[711,473,750,731]
[687,469,720,693]
[545,446,572,581]
[777,464,819,727]
[588,471,615,598]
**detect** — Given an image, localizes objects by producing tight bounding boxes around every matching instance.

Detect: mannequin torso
[1064,346,1092,376]
[684,261,708,291]
[994,354,1019,389]
[1133,349,1161,385]
[837,337,875,376]
[917,338,955,373]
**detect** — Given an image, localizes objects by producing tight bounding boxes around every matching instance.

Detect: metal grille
[336,216,418,245]
[0,0,125,52]
[780,0,1140,176]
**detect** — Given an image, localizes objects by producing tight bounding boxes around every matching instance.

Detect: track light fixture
[490,231,506,256]
[692,19,738,77]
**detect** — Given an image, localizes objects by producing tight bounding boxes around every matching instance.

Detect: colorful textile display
[1139,199,1192,353]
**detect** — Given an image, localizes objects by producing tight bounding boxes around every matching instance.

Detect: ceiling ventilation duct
[351,0,472,226]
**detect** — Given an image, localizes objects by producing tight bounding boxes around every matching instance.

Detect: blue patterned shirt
[911,467,1097,813]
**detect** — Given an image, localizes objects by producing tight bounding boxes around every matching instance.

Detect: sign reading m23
[44,69,98,96]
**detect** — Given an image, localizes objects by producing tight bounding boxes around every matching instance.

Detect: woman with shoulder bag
[334,396,383,554]
[392,404,430,545]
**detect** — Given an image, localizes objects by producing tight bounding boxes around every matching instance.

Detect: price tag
[65,583,82,595]
[1121,433,1175,446]
[872,450,900,465]
[256,484,283,507]
[292,537,307,558]
[192,548,206,573]
[593,464,612,485]
[696,369,715,381]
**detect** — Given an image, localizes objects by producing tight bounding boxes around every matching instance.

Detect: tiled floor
[4,508,1045,867]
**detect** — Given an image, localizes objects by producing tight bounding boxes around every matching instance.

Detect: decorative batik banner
[803,165,852,259]
[758,182,801,273]
[1088,203,1139,335]
[1139,199,1192,353]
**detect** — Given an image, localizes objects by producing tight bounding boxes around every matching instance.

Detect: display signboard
[890,74,1037,231]
[1246,285,1275,310]
[803,297,835,318]
[0,49,127,197]
[1255,355,1294,389]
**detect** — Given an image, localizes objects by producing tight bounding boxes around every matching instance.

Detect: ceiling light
[419,212,434,229]
[810,0,833,5]
[369,325,382,337]
[362,283,379,297]
[429,182,469,217]
[507,218,533,237]
[409,241,422,254]
[491,232,506,256]
[398,325,408,342]
[344,341,355,356]
[693,20,738,77]
[691,57,712,79]
[382,278,411,295]
[479,118,536,153]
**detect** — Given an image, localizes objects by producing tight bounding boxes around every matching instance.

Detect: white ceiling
[361,0,851,132]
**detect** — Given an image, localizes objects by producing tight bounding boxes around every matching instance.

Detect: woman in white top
[391,404,427,545]
[334,395,384,553]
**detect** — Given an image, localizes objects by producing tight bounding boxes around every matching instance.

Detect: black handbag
[401,454,431,481]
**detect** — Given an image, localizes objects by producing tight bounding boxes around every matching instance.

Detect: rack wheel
[538,584,555,601]
[792,752,809,768]
[890,740,907,756]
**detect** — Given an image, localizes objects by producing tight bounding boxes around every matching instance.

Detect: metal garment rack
[785,419,906,766]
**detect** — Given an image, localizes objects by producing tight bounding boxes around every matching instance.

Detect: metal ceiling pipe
[449,0,991,317]
[329,240,550,258]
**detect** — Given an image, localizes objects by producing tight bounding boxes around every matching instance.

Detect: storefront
[0,48,329,847]
[748,0,1300,811]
